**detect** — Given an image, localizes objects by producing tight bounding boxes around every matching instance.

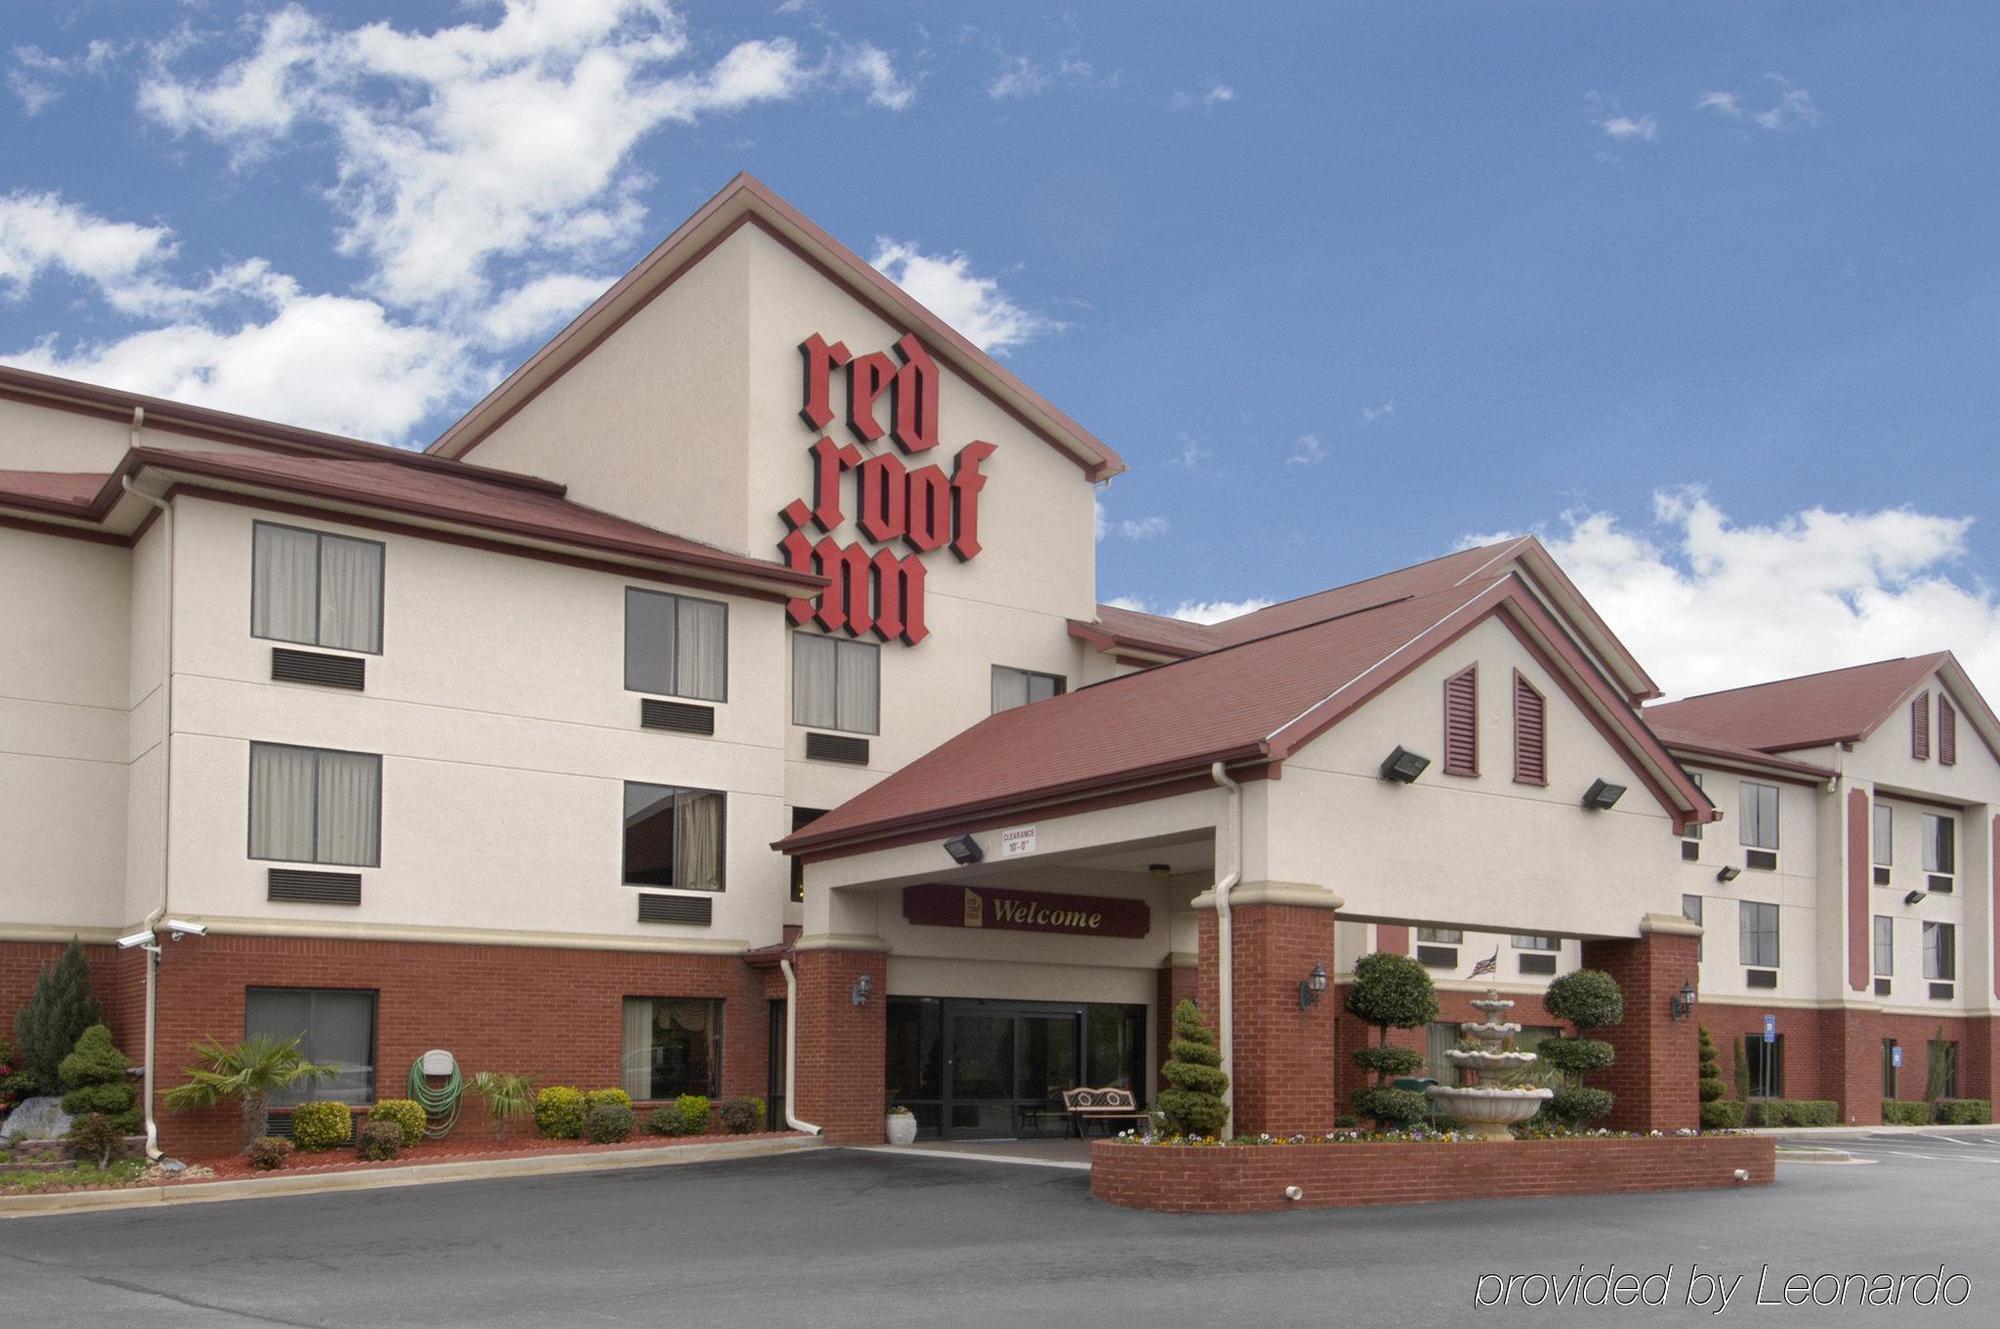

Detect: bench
[1062,1087,1150,1137]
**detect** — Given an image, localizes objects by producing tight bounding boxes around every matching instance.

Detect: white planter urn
[886,1111,918,1145]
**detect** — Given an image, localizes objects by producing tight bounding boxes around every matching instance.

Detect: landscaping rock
[0,1096,74,1144]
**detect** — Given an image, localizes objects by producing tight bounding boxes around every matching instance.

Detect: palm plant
[469,1071,535,1141]
[162,1033,335,1149]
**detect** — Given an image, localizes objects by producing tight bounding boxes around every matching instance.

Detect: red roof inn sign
[903,883,1151,940]
[778,332,995,645]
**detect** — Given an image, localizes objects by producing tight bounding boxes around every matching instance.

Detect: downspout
[120,407,173,1161]
[777,957,822,1136]
[1209,761,1242,1129]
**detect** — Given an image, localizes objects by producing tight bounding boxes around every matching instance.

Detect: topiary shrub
[1538,968,1623,1126]
[1345,952,1438,1128]
[1536,1036,1616,1082]
[585,1103,636,1143]
[247,1135,294,1171]
[583,1088,633,1113]
[1696,1027,1727,1106]
[674,1093,712,1137]
[1353,1045,1426,1080]
[718,1096,764,1134]
[58,1024,139,1133]
[291,1100,354,1150]
[368,1099,427,1148]
[1881,1100,1929,1126]
[355,1119,402,1161]
[534,1085,587,1139]
[1352,1086,1430,1128]
[1934,1098,1992,1125]
[12,939,102,1097]
[1156,1000,1230,1138]
[1700,1099,1745,1131]
[1545,1087,1616,1128]
[64,1112,123,1168]
[1543,969,1623,1030]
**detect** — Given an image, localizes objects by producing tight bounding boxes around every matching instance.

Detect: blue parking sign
[1762,1014,1776,1044]
[1892,1046,1903,1068]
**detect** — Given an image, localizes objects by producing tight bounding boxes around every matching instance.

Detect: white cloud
[1171,83,1234,111]
[1176,435,1208,469]
[870,237,1060,354]
[1361,400,1395,424]
[988,55,1048,99]
[1117,515,1169,541]
[1695,91,1739,116]
[1464,490,2000,700]
[0,191,178,306]
[1287,433,1326,466]
[1697,76,1820,131]
[9,40,121,115]
[837,42,914,110]
[475,271,608,348]
[1599,114,1658,142]
[1097,595,1276,625]
[1101,594,1147,612]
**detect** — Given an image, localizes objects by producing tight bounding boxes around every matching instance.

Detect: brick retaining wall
[1090,1134,1776,1214]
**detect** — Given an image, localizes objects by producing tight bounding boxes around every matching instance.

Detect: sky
[3,1,1998,701]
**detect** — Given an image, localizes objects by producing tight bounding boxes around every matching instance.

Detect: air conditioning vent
[637,893,713,926]
[1927,875,1953,894]
[1415,946,1457,969]
[271,647,365,690]
[640,699,715,735]
[1745,850,1778,871]
[805,732,869,765]
[1680,840,1700,862]
[1519,953,1558,976]
[1745,968,1778,989]
[1874,978,1892,997]
[1929,981,1955,1001]
[1873,866,1891,886]
[267,868,362,905]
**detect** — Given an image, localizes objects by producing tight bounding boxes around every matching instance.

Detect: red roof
[0,469,108,511]
[1642,722,1835,780]
[1645,655,1949,754]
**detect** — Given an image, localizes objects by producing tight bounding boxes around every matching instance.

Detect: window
[1443,666,1478,777]
[1746,1034,1784,1098]
[788,806,827,902]
[1424,1022,1462,1082]
[246,988,376,1107]
[252,522,383,654]
[1417,928,1463,944]
[624,588,727,702]
[1922,814,1955,875]
[622,783,725,890]
[620,998,723,1100]
[1923,921,1956,981]
[1682,894,1703,961]
[248,743,381,867]
[1512,670,1546,785]
[1929,1039,1960,1098]
[1882,1039,1899,1100]
[991,665,1065,714]
[1873,915,1894,977]
[1511,935,1558,951]
[791,632,880,734]
[1683,773,1703,840]
[1872,802,1893,867]
[1739,782,1779,852]
[1739,901,1780,969]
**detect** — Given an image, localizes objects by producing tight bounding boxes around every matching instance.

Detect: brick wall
[1197,902,1338,1135]
[1700,1001,1994,1120]
[792,946,886,1145]
[1154,962,1195,1083]
[0,941,144,1067]
[1580,931,1700,1131]
[1091,1133,1776,1213]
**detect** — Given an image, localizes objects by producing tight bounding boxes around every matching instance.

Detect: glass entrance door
[944,1008,1080,1139]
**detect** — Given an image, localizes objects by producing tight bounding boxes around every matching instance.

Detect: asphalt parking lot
[1782,1127,2000,1168]
[0,1144,1991,1328]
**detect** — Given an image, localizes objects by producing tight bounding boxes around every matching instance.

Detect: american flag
[1468,950,1499,978]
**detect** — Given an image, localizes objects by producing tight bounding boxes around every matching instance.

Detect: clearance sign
[902,883,1151,940]
[777,332,995,646]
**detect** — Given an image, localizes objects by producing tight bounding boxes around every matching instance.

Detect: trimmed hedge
[355,1119,402,1161]
[1742,1099,1838,1128]
[718,1096,764,1134]
[1934,1098,1992,1125]
[247,1136,293,1171]
[534,1086,587,1139]
[368,1099,427,1148]
[1545,1086,1615,1127]
[673,1093,712,1137]
[1881,1100,1930,1126]
[583,1088,633,1113]
[585,1103,636,1143]
[1699,1099,1745,1130]
[291,1100,354,1150]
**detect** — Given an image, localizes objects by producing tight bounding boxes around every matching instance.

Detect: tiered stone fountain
[1424,988,1554,1140]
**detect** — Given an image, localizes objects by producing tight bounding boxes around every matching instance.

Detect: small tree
[11,939,102,1097]
[59,1025,139,1134]
[1539,969,1622,1127]
[469,1071,534,1141]
[1345,952,1438,1128]
[1157,1000,1230,1138]
[162,1034,335,1149]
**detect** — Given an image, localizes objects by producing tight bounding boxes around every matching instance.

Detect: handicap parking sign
[1762,1014,1776,1044]
[1892,1045,1903,1068]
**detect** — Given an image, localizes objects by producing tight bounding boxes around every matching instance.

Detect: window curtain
[992,667,1029,713]
[318,535,382,653]
[316,750,381,867]
[247,989,375,1106]
[675,791,724,890]
[793,632,837,728]
[836,639,879,733]
[249,744,316,862]
[252,524,318,644]
[624,589,676,695]
[621,998,654,1099]
[675,597,727,701]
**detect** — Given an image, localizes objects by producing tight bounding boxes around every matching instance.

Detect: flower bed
[1091,1132,1775,1214]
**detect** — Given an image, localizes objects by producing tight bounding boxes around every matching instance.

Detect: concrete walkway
[859,1137,1095,1170]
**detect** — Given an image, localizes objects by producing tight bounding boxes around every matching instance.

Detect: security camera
[117,930,157,950]
[165,919,206,938]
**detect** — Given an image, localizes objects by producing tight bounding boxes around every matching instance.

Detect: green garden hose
[407,1052,463,1138]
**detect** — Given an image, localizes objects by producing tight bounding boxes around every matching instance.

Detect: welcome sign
[902,883,1150,939]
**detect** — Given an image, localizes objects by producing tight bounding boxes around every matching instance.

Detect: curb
[0,1135,821,1219]
[1745,1123,1998,1140]
[855,1145,1092,1172]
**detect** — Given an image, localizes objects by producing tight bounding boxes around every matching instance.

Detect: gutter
[777,958,822,1137]
[1209,761,1242,1130]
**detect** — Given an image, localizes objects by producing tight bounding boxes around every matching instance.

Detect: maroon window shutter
[1513,670,1547,785]
[1938,693,1957,766]
[1912,692,1930,761]
[1443,666,1478,777]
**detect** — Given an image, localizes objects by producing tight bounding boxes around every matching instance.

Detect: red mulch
[183,1129,805,1182]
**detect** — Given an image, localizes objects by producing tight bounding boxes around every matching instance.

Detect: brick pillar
[1154,958,1196,1092]
[792,942,887,1145]
[1195,884,1340,1136]
[1821,1006,1881,1125]
[1964,1015,1998,1107]
[1579,917,1700,1132]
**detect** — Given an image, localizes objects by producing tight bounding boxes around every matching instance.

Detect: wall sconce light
[1903,890,1927,907]
[1715,866,1741,884]
[851,974,873,1006]
[1298,962,1329,1010]
[1148,863,1172,880]
[1581,778,1627,811]
[942,834,984,865]
[1668,980,1698,1022]
[1379,747,1430,783]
